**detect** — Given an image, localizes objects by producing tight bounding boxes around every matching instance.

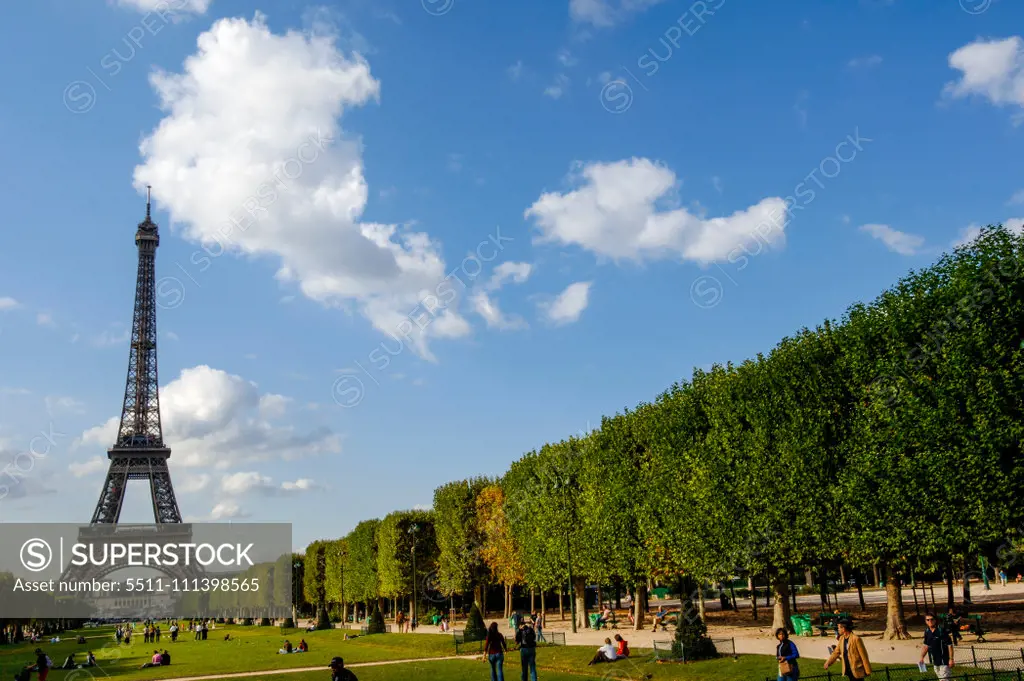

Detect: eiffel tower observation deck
[90,187,183,525]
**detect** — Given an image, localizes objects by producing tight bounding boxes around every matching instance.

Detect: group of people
[484,618,541,681]
[139,649,172,669]
[587,634,629,665]
[775,612,960,681]
[278,639,309,654]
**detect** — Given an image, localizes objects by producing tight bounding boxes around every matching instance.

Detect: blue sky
[1,0,1022,548]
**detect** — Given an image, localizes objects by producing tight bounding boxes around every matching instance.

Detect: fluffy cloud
[953,218,1024,248]
[220,471,322,496]
[134,13,470,361]
[470,262,533,330]
[542,281,591,325]
[208,501,249,520]
[859,223,925,256]
[69,456,107,478]
[73,365,340,472]
[569,0,667,27]
[525,158,787,264]
[0,297,19,311]
[116,0,211,14]
[944,36,1024,119]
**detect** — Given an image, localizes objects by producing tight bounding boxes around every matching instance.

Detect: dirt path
[150,655,478,681]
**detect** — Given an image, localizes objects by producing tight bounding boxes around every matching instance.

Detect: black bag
[519,625,536,648]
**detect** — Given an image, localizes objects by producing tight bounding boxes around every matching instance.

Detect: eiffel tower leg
[150,467,182,523]
[91,458,130,524]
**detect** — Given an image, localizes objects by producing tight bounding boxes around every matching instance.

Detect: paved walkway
[152,655,478,681]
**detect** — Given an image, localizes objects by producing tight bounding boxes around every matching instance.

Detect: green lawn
[0,626,778,681]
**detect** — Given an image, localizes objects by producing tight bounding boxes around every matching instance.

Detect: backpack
[519,625,536,648]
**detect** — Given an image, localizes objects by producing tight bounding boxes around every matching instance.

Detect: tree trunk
[854,570,866,611]
[750,576,758,620]
[818,566,829,609]
[945,561,955,611]
[805,568,814,587]
[558,588,564,621]
[962,559,972,604]
[473,584,483,613]
[698,588,706,621]
[873,564,881,587]
[839,565,846,586]
[633,583,646,630]
[541,591,546,618]
[771,575,792,634]
[615,580,621,610]
[530,589,535,613]
[883,565,910,640]
[574,577,588,629]
[790,574,798,614]
[597,584,603,611]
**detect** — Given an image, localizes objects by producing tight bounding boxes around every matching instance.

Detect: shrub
[366,604,387,634]
[464,603,487,642]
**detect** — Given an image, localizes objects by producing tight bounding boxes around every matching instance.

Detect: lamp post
[292,560,301,626]
[408,523,420,631]
[553,477,577,633]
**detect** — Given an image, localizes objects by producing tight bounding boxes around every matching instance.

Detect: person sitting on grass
[76,636,86,644]
[298,640,308,653]
[139,650,162,669]
[278,640,294,654]
[82,652,97,668]
[614,634,629,658]
[588,638,619,665]
[59,654,76,670]
[329,656,357,681]
[223,634,231,641]
[160,650,170,666]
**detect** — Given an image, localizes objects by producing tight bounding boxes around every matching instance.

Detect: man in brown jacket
[824,619,871,680]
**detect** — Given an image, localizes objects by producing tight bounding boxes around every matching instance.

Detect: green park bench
[652,611,678,632]
[814,612,849,637]
[650,587,671,600]
[940,613,986,643]
[589,611,623,630]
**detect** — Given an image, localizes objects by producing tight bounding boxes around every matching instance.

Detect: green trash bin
[588,613,601,629]
[790,614,812,637]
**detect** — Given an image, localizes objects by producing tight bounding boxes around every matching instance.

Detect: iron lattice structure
[90,189,182,524]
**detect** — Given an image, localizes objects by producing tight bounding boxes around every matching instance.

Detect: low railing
[760,650,1024,681]
[652,637,737,662]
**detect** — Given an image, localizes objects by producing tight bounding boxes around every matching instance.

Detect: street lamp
[553,477,577,633]
[408,523,420,630]
[292,560,301,626]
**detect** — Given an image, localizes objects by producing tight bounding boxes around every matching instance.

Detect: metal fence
[451,631,564,655]
[652,637,737,662]
[760,651,1024,681]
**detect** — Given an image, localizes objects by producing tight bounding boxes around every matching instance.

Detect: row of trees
[303,226,1024,639]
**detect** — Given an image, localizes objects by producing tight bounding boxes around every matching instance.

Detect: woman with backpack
[484,622,507,681]
[776,627,800,681]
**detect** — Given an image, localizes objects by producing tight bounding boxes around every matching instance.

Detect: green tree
[325,538,349,623]
[345,519,382,611]
[433,478,490,607]
[376,509,438,626]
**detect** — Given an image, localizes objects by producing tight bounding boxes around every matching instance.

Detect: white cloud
[954,218,1024,247]
[92,328,130,347]
[77,365,340,471]
[165,331,179,341]
[847,55,883,69]
[180,473,211,493]
[221,471,321,496]
[69,456,107,478]
[209,500,250,520]
[569,0,666,27]
[258,393,291,419]
[471,292,527,330]
[525,158,787,264]
[542,281,591,325]
[507,60,524,81]
[116,0,210,14]
[557,49,578,68]
[470,262,533,330]
[711,176,723,194]
[1008,189,1024,205]
[859,223,925,255]
[944,36,1024,119]
[36,312,56,327]
[0,297,19,311]
[486,262,533,291]
[544,74,570,99]
[133,13,470,361]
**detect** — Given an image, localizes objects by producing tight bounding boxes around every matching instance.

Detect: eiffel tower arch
[61,189,205,613]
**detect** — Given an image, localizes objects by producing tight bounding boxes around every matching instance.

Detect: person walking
[775,627,800,681]
[484,622,507,681]
[515,618,539,681]
[329,656,357,681]
[824,619,871,681]
[920,613,954,680]
[998,569,1007,587]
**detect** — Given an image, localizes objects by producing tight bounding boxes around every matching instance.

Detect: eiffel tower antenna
[89,189,182,524]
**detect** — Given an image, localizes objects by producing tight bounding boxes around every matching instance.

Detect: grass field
[0,625,774,681]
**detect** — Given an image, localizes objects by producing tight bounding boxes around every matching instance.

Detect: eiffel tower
[91,186,183,524]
